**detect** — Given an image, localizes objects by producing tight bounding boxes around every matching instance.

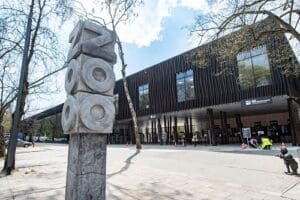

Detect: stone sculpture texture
[62,20,116,200]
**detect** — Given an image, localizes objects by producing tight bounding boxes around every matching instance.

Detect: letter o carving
[79,95,115,131]
[65,59,80,94]
[82,58,115,93]
[62,96,78,132]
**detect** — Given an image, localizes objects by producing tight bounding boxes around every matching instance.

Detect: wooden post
[207,109,216,145]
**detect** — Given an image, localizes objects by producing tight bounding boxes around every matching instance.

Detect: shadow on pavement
[107,149,140,179]
[107,182,194,200]
[11,186,65,199]
[0,171,5,179]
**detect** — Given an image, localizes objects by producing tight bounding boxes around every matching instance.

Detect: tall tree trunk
[0,117,5,157]
[115,35,141,149]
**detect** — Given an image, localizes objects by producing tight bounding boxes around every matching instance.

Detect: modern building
[25,17,300,146]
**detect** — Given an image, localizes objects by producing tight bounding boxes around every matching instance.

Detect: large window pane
[176,70,195,102]
[138,84,150,110]
[185,75,195,100]
[237,51,251,61]
[113,94,119,114]
[237,45,271,89]
[250,45,267,57]
[177,78,185,102]
[238,58,255,89]
[252,54,271,87]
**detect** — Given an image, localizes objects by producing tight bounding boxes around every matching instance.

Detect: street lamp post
[4,0,34,174]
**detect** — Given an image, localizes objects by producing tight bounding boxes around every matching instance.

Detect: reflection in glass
[237,45,271,89]
[138,84,150,110]
[113,94,119,114]
[176,70,195,102]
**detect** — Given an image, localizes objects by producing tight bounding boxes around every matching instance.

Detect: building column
[169,116,172,144]
[173,116,178,144]
[287,98,299,146]
[154,119,157,143]
[189,115,193,141]
[235,114,243,143]
[220,111,228,144]
[129,121,135,144]
[163,116,168,144]
[207,109,216,145]
[122,129,126,144]
[151,120,154,144]
[145,127,149,144]
[184,117,189,143]
[158,117,163,145]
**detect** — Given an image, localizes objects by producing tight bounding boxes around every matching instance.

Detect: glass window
[237,45,271,89]
[138,84,150,110]
[176,70,195,102]
[113,94,119,114]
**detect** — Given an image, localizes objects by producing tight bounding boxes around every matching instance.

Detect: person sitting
[261,137,272,150]
[249,138,258,148]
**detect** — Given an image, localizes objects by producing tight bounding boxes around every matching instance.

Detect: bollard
[62,21,116,200]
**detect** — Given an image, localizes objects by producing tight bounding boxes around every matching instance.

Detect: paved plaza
[0,143,299,200]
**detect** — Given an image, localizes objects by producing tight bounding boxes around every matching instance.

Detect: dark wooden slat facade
[23,18,300,145]
[114,32,299,121]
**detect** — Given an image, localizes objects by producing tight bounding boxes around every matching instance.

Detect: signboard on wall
[242,128,251,138]
[241,96,272,107]
[149,114,161,119]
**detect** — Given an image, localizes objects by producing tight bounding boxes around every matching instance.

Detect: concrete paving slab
[0,143,299,200]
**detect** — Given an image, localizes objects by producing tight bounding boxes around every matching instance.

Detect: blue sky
[26,0,300,116]
[120,6,198,78]
[27,1,208,116]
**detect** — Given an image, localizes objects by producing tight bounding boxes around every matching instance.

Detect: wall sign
[149,114,161,119]
[242,128,251,138]
[241,96,272,107]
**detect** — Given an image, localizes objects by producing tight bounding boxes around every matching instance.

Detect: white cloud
[117,0,178,47]
[74,0,227,47]
[179,0,227,14]
[179,0,210,12]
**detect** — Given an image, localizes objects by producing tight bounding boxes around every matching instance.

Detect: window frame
[176,69,195,102]
[237,45,272,90]
[138,83,150,110]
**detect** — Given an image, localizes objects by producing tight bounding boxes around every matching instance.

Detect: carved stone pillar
[62,21,116,200]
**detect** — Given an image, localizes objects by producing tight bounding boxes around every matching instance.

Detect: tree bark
[0,120,5,157]
[115,35,141,149]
